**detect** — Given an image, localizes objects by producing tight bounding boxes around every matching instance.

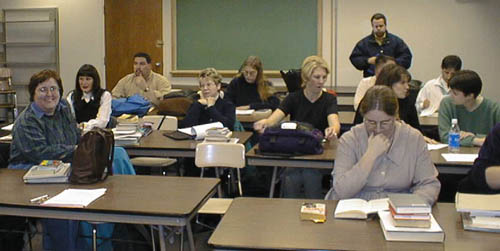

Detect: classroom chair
[130,115,179,175]
[194,142,246,228]
[280,69,302,93]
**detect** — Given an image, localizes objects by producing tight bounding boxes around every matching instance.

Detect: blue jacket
[349,32,412,77]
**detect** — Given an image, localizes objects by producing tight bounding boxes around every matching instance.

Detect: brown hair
[199,67,222,85]
[300,55,330,87]
[359,85,399,117]
[375,64,411,88]
[236,56,274,101]
[29,69,63,102]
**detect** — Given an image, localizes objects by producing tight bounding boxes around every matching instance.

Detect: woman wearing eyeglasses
[326,86,440,205]
[9,69,80,169]
[225,56,280,111]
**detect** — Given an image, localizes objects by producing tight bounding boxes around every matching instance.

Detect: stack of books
[378,193,444,243]
[23,160,71,184]
[388,193,432,228]
[456,192,500,232]
[204,127,233,142]
[113,122,145,146]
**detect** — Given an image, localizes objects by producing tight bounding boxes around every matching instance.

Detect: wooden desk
[125,130,253,158]
[430,146,479,174]
[246,140,337,197]
[0,169,219,251]
[209,197,500,251]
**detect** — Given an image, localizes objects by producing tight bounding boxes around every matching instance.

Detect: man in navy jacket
[350,13,412,77]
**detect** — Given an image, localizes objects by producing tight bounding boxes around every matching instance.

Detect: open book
[334,198,389,219]
[178,122,223,140]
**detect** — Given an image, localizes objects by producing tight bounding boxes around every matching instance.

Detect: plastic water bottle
[448,118,460,153]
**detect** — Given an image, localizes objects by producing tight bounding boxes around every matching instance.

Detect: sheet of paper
[427,143,448,151]
[0,134,12,141]
[441,153,478,162]
[1,123,13,131]
[42,188,107,208]
[236,109,255,115]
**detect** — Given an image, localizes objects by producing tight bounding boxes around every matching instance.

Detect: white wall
[0,0,105,97]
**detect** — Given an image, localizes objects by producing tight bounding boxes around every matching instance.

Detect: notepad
[441,153,478,162]
[42,188,107,208]
[427,143,447,151]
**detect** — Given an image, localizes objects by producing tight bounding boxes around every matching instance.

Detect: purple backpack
[259,121,324,156]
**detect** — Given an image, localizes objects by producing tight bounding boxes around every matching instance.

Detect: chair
[130,115,179,176]
[280,69,302,93]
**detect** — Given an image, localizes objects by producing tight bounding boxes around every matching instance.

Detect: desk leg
[158,225,166,251]
[269,166,278,198]
[186,221,196,251]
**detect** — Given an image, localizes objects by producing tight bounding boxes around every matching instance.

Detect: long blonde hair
[236,56,274,101]
[300,55,330,88]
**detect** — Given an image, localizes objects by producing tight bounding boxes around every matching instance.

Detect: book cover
[388,193,431,214]
[461,212,500,233]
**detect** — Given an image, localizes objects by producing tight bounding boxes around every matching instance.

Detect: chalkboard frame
[170,0,322,78]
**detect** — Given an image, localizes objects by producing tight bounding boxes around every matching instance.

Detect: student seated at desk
[354,64,437,144]
[254,55,341,199]
[438,70,500,147]
[458,123,500,194]
[225,56,280,111]
[326,86,440,205]
[179,68,235,130]
[66,64,112,132]
[8,69,83,251]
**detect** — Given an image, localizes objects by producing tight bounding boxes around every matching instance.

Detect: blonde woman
[254,55,341,198]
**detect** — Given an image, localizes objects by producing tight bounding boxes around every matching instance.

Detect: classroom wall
[2,0,499,102]
[0,0,105,98]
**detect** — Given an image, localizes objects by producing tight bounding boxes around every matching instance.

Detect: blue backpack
[111,94,152,117]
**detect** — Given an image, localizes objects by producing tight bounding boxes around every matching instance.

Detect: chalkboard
[174,0,319,72]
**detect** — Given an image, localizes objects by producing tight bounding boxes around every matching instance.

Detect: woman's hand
[365,133,391,158]
[324,127,338,141]
[253,119,268,134]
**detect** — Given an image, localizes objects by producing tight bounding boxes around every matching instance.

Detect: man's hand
[367,56,377,65]
[134,75,148,91]
[422,99,430,109]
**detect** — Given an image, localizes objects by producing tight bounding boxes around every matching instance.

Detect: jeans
[281,168,324,199]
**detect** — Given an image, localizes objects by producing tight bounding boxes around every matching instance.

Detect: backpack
[258,121,324,156]
[70,128,114,184]
[158,90,197,116]
[111,94,152,117]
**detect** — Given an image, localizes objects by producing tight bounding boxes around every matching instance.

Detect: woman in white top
[326,85,440,205]
[66,64,112,131]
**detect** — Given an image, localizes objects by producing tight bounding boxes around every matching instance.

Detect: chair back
[141,115,165,130]
[195,142,245,169]
[280,69,302,93]
[160,116,178,130]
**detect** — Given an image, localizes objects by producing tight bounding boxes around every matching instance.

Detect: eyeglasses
[37,86,59,94]
[243,70,257,77]
[364,118,394,130]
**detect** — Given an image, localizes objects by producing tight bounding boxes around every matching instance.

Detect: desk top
[246,140,336,169]
[0,169,219,217]
[431,146,480,166]
[209,197,500,251]
[236,109,272,123]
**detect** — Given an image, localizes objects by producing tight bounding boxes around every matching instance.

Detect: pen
[30,194,49,203]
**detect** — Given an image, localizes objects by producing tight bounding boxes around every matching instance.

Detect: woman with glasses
[8,69,84,250]
[225,56,280,111]
[326,86,440,205]
[179,67,235,130]
[66,64,112,132]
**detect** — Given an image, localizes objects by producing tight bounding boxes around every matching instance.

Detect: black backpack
[70,128,114,184]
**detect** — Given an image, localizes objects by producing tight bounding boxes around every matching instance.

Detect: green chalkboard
[175,0,319,71]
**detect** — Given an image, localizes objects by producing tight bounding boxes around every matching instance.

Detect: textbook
[388,193,431,214]
[23,161,71,184]
[455,192,500,216]
[378,211,444,243]
[334,198,389,219]
[178,122,223,140]
[300,202,326,223]
[461,212,500,233]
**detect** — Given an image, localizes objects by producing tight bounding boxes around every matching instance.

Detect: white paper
[0,134,12,141]
[427,143,448,151]
[419,110,438,117]
[441,153,478,162]
[42,188,106,208]
[1,123,13,131]
[235,109,255,115]
[179,122,223,140]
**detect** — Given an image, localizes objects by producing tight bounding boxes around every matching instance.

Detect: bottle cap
[451,118,458,124]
